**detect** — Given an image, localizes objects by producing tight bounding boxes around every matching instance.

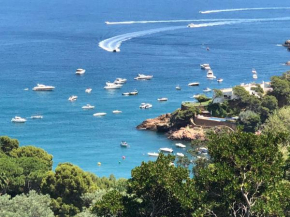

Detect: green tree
[270,76,290,107]
[238,110,261,132]
[0,136,19,156]
[195,94,211,105]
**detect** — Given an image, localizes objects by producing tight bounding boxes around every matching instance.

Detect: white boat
[148,152,159,157]
[24,88,29,91]
[129,90,138,95]
[32,84,55,91]
[193,94,201,99]
[158,98,168,101]
[113,110,122,114]
[93,112,107,116]
[104,82,122,89]
[207,70,216,79]
[76,68,85,75]
[85,88,92,93]
[122,92,130,96]
[82,104,95,109]
[140,103,153,109]
[217,78,223,82]
[31,115,43,119]
[159,148,173,153]
[188,82,200,86]
[176,85,181,90]
[113,48,120,52]
[68,95,78,101]
[114,78,127,84]
[204,66,211,70]
[187,23,197,28]
[11,116,26,123]
[176,153,184,157]
[253,74,258,79]
[175,143,186,148]
[134,74,153,80]
[120,141,129,147]
[203,88,211,92]
[200,64,210,69]
[252,68,257,74]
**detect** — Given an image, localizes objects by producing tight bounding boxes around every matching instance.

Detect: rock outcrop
[283,40,290,47]
[167,126,205,141]
[136,113,171,131]
[286,61,290,66]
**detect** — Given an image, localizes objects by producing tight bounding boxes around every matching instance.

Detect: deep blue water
[1,0,290,178]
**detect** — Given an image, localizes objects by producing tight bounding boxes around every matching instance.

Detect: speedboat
[176,85,181,90]
[113,110,122,114]
[31,115,43,119]
[187,23,197,28]
[104,82,122,89]
[176,153,185,157]
[148,152,159,157]
[82,104,95,109]
[32,84,55,91]
[253,74,258,79]
[207,70,216,79]
[129,90,138,95]
[175,143,186,148]
[158,98,168,101]
[11,116,26,123]
[159,148,173,153]
[120,141,129,147]
[140,103,153,109]
[134,74,153,80]
[68,95,78,101]
[93,112,107,116]
[188,82,200,86]
[85,88,92,93]
[114,78,127,84]
[200,64,210,69]
[76,69,85,75]
[203,88,211,92]
[122,92,130,96]
[217,78,223,82]
[113,48,120,52]
[252,68,257,74]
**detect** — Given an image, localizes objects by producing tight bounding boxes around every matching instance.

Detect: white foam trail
[99,17,290,52]
[200,7,290,14]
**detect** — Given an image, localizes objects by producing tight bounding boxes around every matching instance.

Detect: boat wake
[200,7,290,14]
[99,17,290,52]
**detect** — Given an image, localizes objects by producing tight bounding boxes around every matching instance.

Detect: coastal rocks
[168,126,205,141]
[285,61,290,66]
[136,113,171,131]
[283,40,290,48]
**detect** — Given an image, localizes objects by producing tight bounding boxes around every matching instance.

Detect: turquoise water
[1,0,290,178]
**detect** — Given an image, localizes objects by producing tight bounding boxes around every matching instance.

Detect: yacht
[68,95,78,101]
[33,84,55,91]
[203,88,212,92]
[114,78,127,84]
[85,88,92,93]
[253,74,258,79]
[217,78,223,83]
[148,152,159,157]
[93,112,107,116]
[120,141,129,147]
[175,143,186,148]
[134,74,153,80]
[188,82,200,86]
[187,23,198,28]
[82,104,95,109]
[104,82,122,89]
[200,64,210,69]
[207,70,216,79]
[159,148,173,153]
[176,85,181,90]
[158,98,168,101]
[252,68,257,74]
[176,153,185,157]
[139,103,153,109]
[11,116,26,123]
[31,115,43,119]
[76,69,85,75]
[113,110,122,114]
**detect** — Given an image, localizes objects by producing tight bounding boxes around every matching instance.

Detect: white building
[213,82,272,104]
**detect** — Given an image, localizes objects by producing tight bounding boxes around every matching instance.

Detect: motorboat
[114,78,127,84]
[134,74,153,80]
[188,82,200,86]
[93,112,107,116]
[252,68,257,74]
[207,70,216,79]
[85,88,92,93]
[159,148,173,153]
[31,115,43,119]
[11,116,26,123]
[82,104,95,109]
[68,95,78,101]
[140,103,153,109]
[175,143,186,148]
[203,88,212,92]
[113,48,120,52]
[253,74,258,79]
[217,78,223,82]
[158,98,168,101]
[76,69,85,75]
[200,64,210,69]
[129,90,138,95]
[113,110,122,114]
[176,85,181,90]
[187,23,197,28]
[176,153,184,157]
[122,92,130,96]
[104,82,122,89]
[120,141,129,147]
[148,152,159,157]
[32,84,55,91]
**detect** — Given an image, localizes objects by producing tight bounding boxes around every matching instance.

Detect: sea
[0,0,289,178]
